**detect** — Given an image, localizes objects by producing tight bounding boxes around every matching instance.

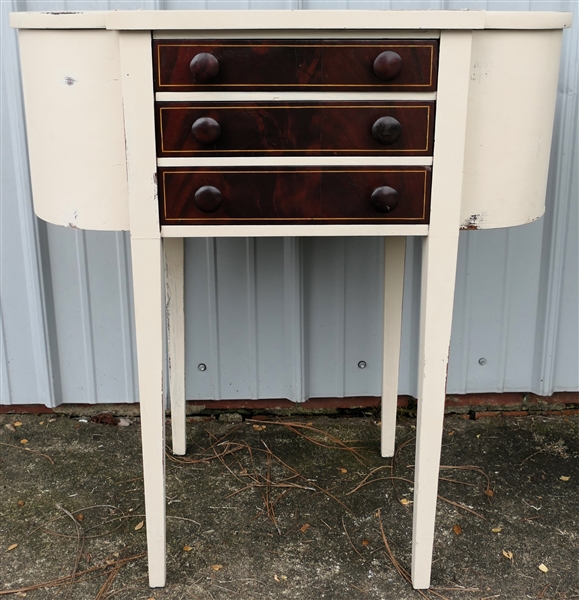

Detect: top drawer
[153,39,438,92]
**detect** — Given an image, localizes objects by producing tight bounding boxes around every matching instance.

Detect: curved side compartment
[18,29,129,230]
[461,29,564,230]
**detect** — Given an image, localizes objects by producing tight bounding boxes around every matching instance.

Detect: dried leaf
[16,593,27,597]
[252,424,266,431]
[299,523,311,533]
[502,550,513,560]
[559,476,570,482]
[400,498,412,506]
[448,431,454,436]
[453,524,462,535]
[538,563,548,573]
[492,527,503,533]
[134,521,144,531]
[14,422,23,427]
[7,544,18,551]
[274,574,287,582]
[183,545,192,552]
[361,539,369,546]
[76,514,84,522]
[39,421,44,426]
[338,468,348,474]
[91,413,118,426]
[484,488,494,497]
[211,564,223,571]
[20,439,28,445]
[4,424,16,432]
[17,500,25,507]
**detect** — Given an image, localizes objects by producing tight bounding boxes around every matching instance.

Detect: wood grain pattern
[153,40,438,92]
[156,102,434,156]
[159,166,431,225]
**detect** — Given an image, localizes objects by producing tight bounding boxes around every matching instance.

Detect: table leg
[130,236,166,588]
[381,237,406,458]
[165,237,186,455]
[411,233,460,589]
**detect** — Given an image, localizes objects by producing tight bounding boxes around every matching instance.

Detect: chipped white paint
[461,30,564,229]
[118,30,166,588]
[16,30,129,231]
[164,238,186,456]
[381,237,406,458]
[412,30,473,589]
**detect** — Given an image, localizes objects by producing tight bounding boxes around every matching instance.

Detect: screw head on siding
[478,358,487,366]
[198,363,207,371]
[358,361,367,369]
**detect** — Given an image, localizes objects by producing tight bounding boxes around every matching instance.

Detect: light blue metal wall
[1,0,577,405]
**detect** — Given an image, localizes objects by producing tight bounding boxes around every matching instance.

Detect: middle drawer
[156,102,434,157]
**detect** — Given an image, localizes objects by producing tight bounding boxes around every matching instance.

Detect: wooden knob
[194,186,222,213]
[371,187,399,213]
[189,53,219,83]
[372,116,402,145]
[373,51,403,82]
[191,117,221,145]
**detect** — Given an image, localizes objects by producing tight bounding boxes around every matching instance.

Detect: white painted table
[11,9,571,590]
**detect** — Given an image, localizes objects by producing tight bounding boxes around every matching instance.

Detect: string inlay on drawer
[156,102,435,156]
[154,38,438,226]
[159,166,431,225]
[153,39,439,92]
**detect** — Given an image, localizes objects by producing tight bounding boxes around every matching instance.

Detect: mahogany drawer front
[159,167,431,225]
[156,102,434,157]
[153,40,438,92]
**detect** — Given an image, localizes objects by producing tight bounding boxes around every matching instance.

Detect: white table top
[10,9,572,31]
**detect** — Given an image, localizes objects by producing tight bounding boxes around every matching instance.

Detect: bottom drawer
[159,167,431,225]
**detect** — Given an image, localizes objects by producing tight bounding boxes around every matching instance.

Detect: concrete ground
[0,411,578,599]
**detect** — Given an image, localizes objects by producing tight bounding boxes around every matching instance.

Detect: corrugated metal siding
[1,0,577,405]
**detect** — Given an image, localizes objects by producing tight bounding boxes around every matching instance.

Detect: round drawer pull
[194,186,222,213]
[189,52,220,83]
[373,51,403,82]
[371,186,399,213]
[191,117,221,145]
[372,116,402,145]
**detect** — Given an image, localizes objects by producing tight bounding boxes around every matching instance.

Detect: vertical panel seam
[0,305,12,403]
[246,238,258,398]
[2,0,55,406]
[78,231,98,403]
[206,238,221,399]
[535,23,578,395]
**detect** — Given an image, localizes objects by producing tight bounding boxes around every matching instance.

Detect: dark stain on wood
[159,166,431,225]
[156,102,435,156]
[153,39,438,92]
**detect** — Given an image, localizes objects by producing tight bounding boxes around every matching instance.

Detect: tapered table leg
[381,237,406,457]
[411,234,460,588]
[164,237,186,455]
[409,29,473,589]
[130,236,167,587]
